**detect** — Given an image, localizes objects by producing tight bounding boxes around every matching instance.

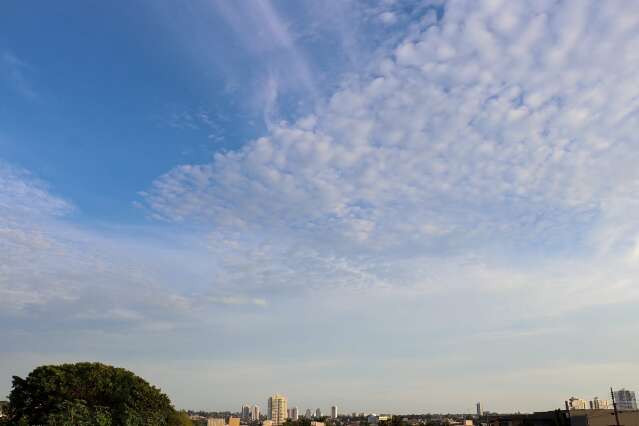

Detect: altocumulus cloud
[142,0,639,312]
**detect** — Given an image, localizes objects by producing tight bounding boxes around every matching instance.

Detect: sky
[1,0,639,414]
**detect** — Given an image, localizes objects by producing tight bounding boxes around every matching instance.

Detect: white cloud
[207,296,268,307]
[0,163,254,326]
[141,0,639,316]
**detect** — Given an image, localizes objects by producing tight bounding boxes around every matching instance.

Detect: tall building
[614,389,638,411]
[243,405,252,420]
[252,405,261,422]
[268,394,288,426]
[331,406,338,419]
[316,408,321,418]
[291,407,299,421]
[306,409,312,418]
[568,397,588,410]
[476,403,482,417]
[591,398,611,410]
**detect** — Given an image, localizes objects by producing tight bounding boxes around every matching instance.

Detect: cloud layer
[4,0,639,412]
[142,0,639,304]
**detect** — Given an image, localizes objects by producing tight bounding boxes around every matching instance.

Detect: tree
[6,362,188,425]
[168,410,194,426]
[391,416,404,426]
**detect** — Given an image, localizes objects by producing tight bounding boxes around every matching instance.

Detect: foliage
[391,416,404,426]
[6,362,188,426]
[380,417,404,426]
[168,410,194,426]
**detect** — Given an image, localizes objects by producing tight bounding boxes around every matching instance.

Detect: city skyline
[158,388,638,416]
[2,0,639,414]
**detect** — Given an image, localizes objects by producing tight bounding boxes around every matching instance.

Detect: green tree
[6,362,184,425]
[168,410,194,426]
[46,400,94,425]
[391,416,404,426]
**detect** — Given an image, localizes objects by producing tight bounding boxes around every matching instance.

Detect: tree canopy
[5,362,191,426]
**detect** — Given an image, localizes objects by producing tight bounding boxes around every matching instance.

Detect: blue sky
[2,0,639,414]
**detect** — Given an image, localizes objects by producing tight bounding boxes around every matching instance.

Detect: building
[368,415,391,425]
[571,410,639,426]
[488,410,639,426]
[291,407,299,421]
[316,408,322,418]
[229,417,240,426]
[590,398,611,410]
[614,389,638,411]
[311,422,325,426]
[268,394,288,426]
[568,397,588,410]
[208,419,225,426]
[263,421,273,426]
[476,403,482,417]
[252,405,262,422]
[331,406,338,419]
[243,405,252,420]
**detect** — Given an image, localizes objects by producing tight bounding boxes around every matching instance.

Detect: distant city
[181,389,638,426]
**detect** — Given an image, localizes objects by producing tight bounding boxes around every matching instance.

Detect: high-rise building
[306,409,312,418]
[243,405,252,420]
[591,398,611,410]
[268,394,288,426]
[291,407,299,421]
[568,397,588,410]
[614,389,638,411]
[316,408,321,418]
[331,406,337,419]
[252,405,261,422]
[476,403,482,417]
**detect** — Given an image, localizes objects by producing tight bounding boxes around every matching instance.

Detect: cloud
[141,0,639,316]
[150,0,321,116]
[207,296,268,307]
[0,162,71,218]
[1,51,37,99]
[0,162,260,328]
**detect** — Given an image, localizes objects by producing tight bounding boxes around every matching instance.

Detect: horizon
[2,0,639,414]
